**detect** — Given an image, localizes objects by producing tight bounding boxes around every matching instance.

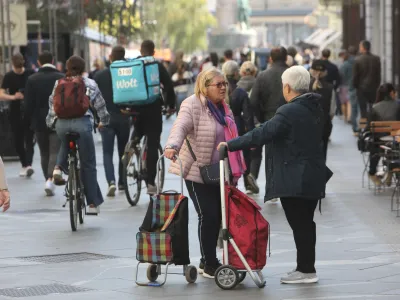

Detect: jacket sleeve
[0,156,7,190]
[333,65,341,89]
[166,98,194,151]
[249,74,266,122]
[159,62,176,109]
[23,77,35,120]
[228,111,290,151]
[241,91,255,131]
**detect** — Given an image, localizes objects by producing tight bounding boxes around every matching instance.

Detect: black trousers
[250,146,263,179]
[131,104,162,185]
[186,180,221,266]
[35,130,61,180]
[357,89,374,119]
[280,197,319,274]
[9,116,35,168]
[369,142,381,175]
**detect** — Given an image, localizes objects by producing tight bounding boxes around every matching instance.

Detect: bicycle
[62,132,86,231]
[122,111,169,206]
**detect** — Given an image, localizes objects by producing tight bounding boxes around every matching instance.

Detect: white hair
[281,66,311,93]
[222,60,239,77]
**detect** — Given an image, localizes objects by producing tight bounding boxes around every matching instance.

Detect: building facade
[341,0,399,89]
[249,0,319,47]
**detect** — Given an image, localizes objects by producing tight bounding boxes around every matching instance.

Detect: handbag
[185,139,222,185]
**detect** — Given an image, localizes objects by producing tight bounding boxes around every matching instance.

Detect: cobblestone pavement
[1,117,400,300]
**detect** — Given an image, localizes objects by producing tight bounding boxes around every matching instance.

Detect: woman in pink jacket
[164,67,246,279]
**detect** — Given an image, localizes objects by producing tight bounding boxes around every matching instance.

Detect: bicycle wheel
[157,145,165,192]
[68,162,78,232]
[77,173,85,224]
[123,151,142,206]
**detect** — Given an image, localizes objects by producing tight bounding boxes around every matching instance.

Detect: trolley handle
[219,145,228,161]
[156,154,184,195]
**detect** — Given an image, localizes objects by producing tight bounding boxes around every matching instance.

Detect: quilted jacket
[166,94,231,183]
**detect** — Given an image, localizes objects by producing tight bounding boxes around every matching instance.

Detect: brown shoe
[369,174,382,186]
[385,172,393,187]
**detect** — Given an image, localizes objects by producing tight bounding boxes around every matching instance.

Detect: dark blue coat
[227,93,332,202]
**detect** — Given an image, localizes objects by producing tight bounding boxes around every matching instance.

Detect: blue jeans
[99,116,130,185]
[55,117,104,207]
[349,89,359,132]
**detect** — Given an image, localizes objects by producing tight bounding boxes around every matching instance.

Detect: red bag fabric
[54,77,90,119]
[223,184,269,270]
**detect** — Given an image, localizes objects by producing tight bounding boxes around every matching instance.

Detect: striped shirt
[46,76,110,128]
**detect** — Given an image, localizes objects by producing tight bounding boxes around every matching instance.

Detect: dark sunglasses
[208,81,228,89]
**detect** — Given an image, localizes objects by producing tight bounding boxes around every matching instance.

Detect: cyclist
[94,46,130,196]
[46,55,110,215]
[122,40,176,195]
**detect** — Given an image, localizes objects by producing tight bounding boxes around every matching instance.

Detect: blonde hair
[194,67,225,98]
[240,61,257,77]
[93,58,105,70]
[310,69,327,91]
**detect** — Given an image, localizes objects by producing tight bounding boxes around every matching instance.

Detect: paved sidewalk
[0,117,400,300]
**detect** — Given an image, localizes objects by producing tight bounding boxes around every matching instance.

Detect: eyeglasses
[208,81,228,89]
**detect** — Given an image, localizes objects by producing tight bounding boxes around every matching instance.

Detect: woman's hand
[164,148,178,161]
[217,142,228,151]
[0,190,10,212]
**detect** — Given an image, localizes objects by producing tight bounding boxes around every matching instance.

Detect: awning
[302,28,341,49]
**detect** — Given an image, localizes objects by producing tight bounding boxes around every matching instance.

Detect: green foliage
[141,0,216,53]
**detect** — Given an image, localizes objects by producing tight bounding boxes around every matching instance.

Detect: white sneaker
[87,205,100,215]
[19,168,27,177]
[45,180,55,196]
[270,198,279,203]
[107,184,116,197]
[280,271,319,284]
[53,169,65,186]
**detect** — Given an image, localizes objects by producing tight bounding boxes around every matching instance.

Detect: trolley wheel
[238,272,246,283]
[215,265,239,290]
[185,265,198,283]
[146,264,158,282]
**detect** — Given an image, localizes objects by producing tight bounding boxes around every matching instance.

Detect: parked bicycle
[62,132,86,231]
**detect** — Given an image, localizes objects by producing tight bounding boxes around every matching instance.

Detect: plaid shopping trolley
[135,155,198,287]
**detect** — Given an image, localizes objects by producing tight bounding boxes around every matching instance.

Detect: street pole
[38,23,42,54]
[52,4,58,63]
[0,0,6,74]
[48,0,53,55]
[5,0,12,71]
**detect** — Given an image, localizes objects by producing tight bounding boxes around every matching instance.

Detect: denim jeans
[349,89,359,132]
[99,116,130,185]
[55,117,104,207]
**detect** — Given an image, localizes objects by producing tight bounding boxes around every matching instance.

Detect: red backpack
[53,77,90,119]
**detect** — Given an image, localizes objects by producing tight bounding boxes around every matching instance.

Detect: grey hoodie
[237,76,256,93]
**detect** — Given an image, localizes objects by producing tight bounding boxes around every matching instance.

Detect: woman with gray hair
[218,66,332,285]
[222,60,258,194]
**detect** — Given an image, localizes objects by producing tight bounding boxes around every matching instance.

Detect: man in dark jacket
[321,49,341,116]
[249,47,288,201]
[24,51,64,196]
[250,47,288,122]
[122,40,176,195]
[219,66,332,284]
[94,45,131,196]
[353,40,381,118]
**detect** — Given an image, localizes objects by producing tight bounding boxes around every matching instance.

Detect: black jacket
[228,93,332,202]
[24,66,64,131]
[321,60,341,89]
[353,53,381,93]
[228,80,255,136]
[250,61,288,122]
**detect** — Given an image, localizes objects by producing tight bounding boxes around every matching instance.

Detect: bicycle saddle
[65,132,80,141]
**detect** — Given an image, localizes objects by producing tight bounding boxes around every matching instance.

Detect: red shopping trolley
[215,146,270,290]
